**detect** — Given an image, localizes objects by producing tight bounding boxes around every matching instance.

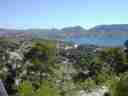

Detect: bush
[110,74,128,96]
[18,81,34,96]
[18,80,60,96]
[35,80,60,96]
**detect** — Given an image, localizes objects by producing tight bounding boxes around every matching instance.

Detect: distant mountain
[0,24,128,40]
[27,26,87,39]
[89,24,128,32]
[61,26,86,33]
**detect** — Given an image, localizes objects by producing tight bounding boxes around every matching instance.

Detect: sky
[0,0,128,29]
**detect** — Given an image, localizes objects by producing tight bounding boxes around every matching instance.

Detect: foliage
[96,48,128,73]
[78,79,96,91]
[124,40,128,48]
[109,74,128,96]
[35,80,60,96]
[1,38,128,96]
[18,81,34,96]
[18,80,60,96]
[95,71,116,86]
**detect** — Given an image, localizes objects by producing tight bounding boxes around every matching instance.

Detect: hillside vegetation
[0,38,128,96]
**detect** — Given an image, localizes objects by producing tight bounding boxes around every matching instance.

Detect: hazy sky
[0,0,128,29]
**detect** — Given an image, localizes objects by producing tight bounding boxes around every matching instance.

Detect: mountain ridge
[0,24,128,39]
[1,24,128,32]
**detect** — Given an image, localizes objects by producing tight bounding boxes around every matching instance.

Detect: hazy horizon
[2,24,128,30]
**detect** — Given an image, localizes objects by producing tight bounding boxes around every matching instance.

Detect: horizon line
[0,23,128,30]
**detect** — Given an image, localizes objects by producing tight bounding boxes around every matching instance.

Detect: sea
[65,36,128,46]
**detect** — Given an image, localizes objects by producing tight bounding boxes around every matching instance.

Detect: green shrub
[18,81,34,96]
[77,79,96,91]
[110,75,128,96]
[35,80,60,96]
[18,80,60,96]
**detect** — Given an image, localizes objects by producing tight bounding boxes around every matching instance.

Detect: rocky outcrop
[0,80,8,96]
[78,86,108,96]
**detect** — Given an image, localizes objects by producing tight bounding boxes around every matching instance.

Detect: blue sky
[0,0,128,29]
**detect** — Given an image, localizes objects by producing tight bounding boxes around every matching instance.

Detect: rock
[79,86,109,96]
[8,52,23,60]
[0,80,8,96]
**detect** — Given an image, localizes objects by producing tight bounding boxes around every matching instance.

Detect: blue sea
[65,36,128,46]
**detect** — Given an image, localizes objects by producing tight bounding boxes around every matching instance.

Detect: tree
[20,41,57,89]
[124,40,128,48]
[96,48,127,74]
